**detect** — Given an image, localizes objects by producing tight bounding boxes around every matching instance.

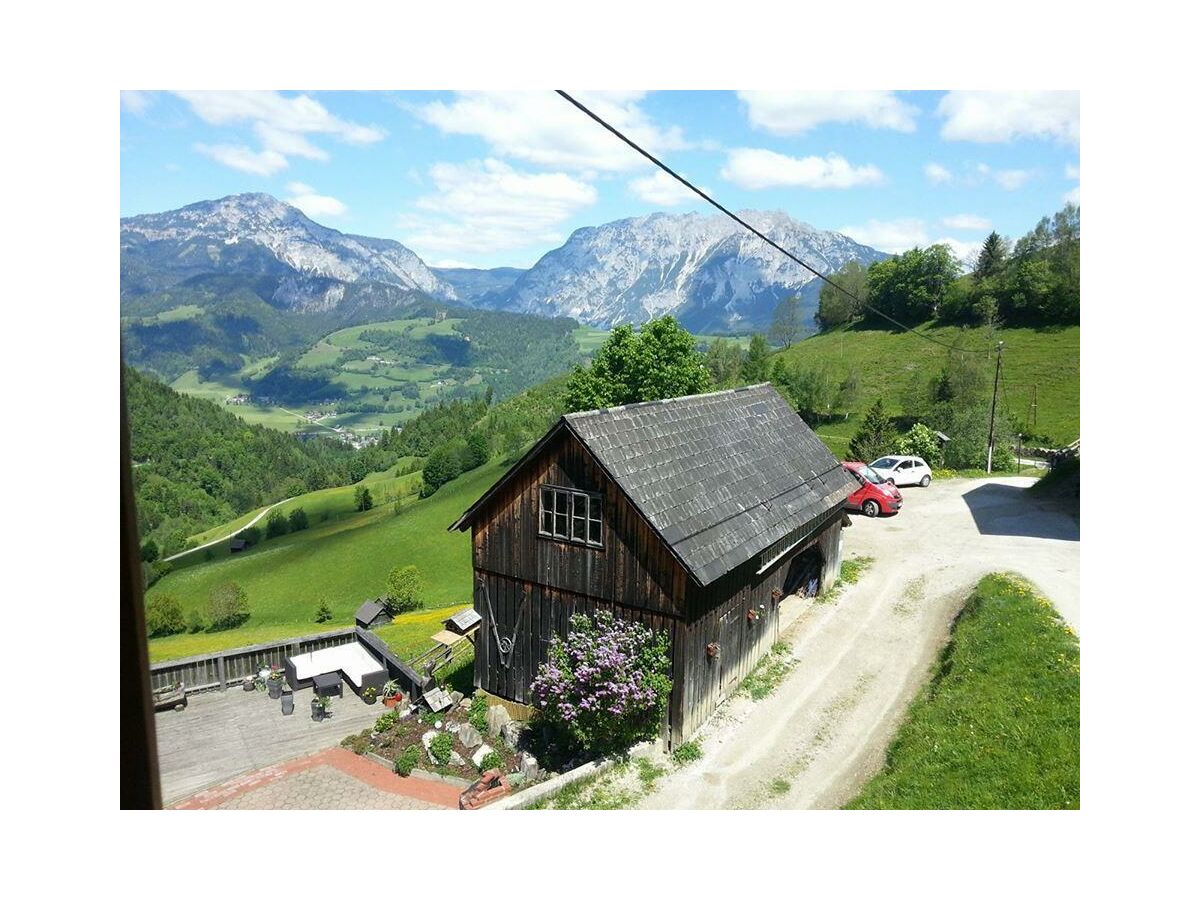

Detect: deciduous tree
[385,565,424,614]
[769,295,805,348]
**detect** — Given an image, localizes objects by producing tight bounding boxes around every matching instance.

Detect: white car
[868,455,933,487]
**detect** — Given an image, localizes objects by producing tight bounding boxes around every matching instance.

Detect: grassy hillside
[179,460,422,551]
[145,457,507,661]
[846,574,1079,809]
[774,324,1079,452]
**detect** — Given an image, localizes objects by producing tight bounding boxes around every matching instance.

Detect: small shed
[449,383,856,747]
[354,599,393,630]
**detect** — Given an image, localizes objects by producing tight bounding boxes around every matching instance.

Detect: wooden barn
[449,383,856,747]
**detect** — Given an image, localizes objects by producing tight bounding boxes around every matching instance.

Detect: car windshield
[870,457,898,469]
[859,466,886,484]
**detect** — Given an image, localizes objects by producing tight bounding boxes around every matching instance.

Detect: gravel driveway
[637,475,1079,810]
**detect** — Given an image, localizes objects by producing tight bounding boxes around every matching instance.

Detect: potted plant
[242,675,257,692]
[267,667,285,699]
[311,695,331,721]
[362,686,378,705]
[382,680,402,708]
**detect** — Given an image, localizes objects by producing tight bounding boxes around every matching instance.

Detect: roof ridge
[564,383,773,419]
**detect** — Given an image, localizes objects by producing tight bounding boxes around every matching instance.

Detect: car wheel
[920,475,931,487]
[862,500,879,518]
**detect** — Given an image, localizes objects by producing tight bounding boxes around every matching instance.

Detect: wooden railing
[148,628,358,694]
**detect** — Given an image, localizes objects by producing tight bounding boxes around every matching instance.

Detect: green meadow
[846,574,1080,809]
[145,457,506,662]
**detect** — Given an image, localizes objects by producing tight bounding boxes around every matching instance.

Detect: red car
[843,461,903,517]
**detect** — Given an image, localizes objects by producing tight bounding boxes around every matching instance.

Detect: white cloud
[721,148,884,190]
[177,91,383,175]
[255,123,329,161]
[738,91,918,135]
[121,91,153,115]
[994,169,1032,190]
[194,143,287,176]
[399,158,597,257]
[937,91,1079,144]
[840,217,980,265]
[628,170,703,206]
[285,182,348,219]
[936,237,984,267]
[924,162,953,185]
[1064,162,1080,204]
[414,91,686,173]
[840,218,929,254]
[931,161,1035,190]
[941,213,992,231]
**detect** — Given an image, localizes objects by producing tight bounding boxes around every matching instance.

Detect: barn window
[539,486,602,547]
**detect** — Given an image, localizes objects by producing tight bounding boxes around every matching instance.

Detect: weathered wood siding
[467,425,846,747]
[473,573,682,740]
[472,428,688,619]
[675,513,844,740]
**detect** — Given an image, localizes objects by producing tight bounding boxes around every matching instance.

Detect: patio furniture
[312,671,343,698]
[285,640,388,696]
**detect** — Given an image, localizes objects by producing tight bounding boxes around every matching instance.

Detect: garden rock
[449,751,467,767]
[519,751,541,781]
[457,724,483,749]
[421,731,439,763]
[501,721,524,750]
[450,691,464,704]
[471,743,495,769]
[485,705,511,736]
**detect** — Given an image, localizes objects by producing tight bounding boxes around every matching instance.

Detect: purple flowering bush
[530,611,672,756]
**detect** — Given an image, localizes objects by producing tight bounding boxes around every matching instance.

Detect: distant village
[225,394,381,449]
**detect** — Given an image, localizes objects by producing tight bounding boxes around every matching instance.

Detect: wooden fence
[149,628,358,694]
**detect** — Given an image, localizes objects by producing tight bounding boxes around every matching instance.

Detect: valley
[126,192,1079,676]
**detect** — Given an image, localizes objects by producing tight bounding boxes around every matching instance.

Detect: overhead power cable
[556,89,991,355]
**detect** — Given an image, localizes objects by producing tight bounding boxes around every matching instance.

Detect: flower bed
[340,693,537,788]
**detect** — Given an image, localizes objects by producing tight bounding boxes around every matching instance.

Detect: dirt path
[637,476,1079,810]
[162,498,288,563]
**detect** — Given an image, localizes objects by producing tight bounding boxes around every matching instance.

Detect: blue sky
[120,90,1080,270]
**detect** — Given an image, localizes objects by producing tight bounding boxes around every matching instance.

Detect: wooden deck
[155,685,386,804]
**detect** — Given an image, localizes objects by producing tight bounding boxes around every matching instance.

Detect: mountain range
[120,193,887,335]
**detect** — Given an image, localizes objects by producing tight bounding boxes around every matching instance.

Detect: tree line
[816,203,1080,331]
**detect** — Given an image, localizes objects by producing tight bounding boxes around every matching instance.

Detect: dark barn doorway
[784,547,825,599]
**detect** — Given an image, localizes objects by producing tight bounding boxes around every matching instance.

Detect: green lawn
[845,573,1079,809]
[146,458,508,661]
[778,324,1079,446]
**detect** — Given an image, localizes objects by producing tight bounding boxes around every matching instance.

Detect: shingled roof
[451,384,855,586]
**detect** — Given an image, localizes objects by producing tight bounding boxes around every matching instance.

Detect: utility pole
[1031,383,1038,431]
[986,341,1004,474]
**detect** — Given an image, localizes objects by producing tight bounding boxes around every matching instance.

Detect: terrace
[155,681,386,804]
